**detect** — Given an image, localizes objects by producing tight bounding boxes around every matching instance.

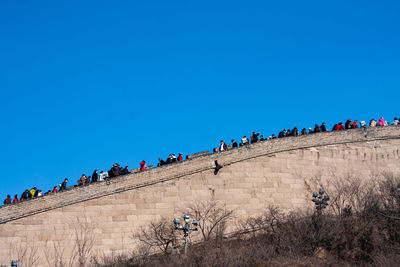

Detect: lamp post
[173,215,199,254]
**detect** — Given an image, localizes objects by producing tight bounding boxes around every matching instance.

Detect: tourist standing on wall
[320,123,327,132]
[3,195,11,205]
[178,153,183,161]
[232,140,238,148]
[140,160,146,171]
[60,178,68,191]
[91,170,98,183]
[219,140,227,152]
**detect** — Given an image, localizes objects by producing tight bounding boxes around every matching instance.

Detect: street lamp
[312,189,330,212]
[173,215,199,253]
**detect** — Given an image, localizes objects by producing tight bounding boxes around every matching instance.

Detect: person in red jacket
[335,122,344,131]
[13,195,18,204]
[178,153,183,161]
[52,186,58,193]
[352,120,359,128]
[140,160,146,171]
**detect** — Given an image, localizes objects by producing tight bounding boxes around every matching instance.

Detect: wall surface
[1,126,400,266]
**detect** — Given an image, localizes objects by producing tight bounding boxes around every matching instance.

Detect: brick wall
[0,126,400,266]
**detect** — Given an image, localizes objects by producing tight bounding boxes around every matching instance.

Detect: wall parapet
[1,126,399,224]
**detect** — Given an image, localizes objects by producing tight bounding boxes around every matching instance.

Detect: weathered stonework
[1,126,400,266]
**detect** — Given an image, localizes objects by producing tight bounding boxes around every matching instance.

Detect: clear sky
[0,0,399,198]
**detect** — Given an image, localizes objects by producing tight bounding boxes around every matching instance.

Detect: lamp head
[183,215,190,223]
[173,218,181,225]
[192,220,199,227]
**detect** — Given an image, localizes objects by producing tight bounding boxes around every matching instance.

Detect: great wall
[1,126,400,266]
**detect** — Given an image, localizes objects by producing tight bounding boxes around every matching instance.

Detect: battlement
[1,126,400,224]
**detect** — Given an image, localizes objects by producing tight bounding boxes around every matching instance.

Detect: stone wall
[0,126,400,266]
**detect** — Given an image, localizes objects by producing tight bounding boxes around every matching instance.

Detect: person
[171,154,177,162]
[240,136,249,146]
[78,174,87,186]
[292,127,299,137]
[392,117,399,125]
[52,186,58,193]
[271,134,277,139]
[178,153,183,161]
[331,123,338,131]
[3,195,11,205]
[21,189,31,200]
[30,187,36,198]
[352,120,359,128]
[60,178,68,191]
[91,170,98,183]
[301,128,307,135]
[286,129,291,137]
[112,163,120,177]
[345,119,352,129]
[335,122,344,131]
[320,123,327,132]
[370,119,377,127]
[158,158,166,167]
[122,166,130,175]
[37,190,43,197]
[314,124,321,133]
[250,132,259,143]
[166,154,173,164]
[140,160,146,171]
[231,140,238,148]
[12,195,18,204]
[378,117,385,126]
[278,130,285,138]
[219,140,227,152]
[308,128,313,134]
[86,176,91,185]
[259,135,265,141]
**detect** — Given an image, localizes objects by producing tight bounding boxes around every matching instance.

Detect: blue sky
[0,0,399,198]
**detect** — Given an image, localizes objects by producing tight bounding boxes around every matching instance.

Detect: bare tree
[43,216,95,267]
[134,218,178,254]
[44,238,77,267]
[74,217,95,266]
[183,200,234,241]
[9,238,39,267]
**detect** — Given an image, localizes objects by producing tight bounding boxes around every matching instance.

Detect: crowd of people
[2,163,132,206]
[217,117,399,152]
[3,116,400,207]
[157,153,183,167]
[2,151,186,206]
